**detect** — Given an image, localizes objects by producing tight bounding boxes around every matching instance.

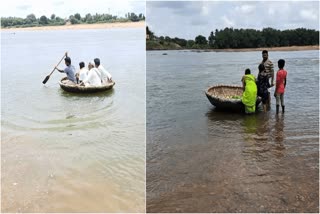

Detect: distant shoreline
[147,45,319,52]
[1,21,145,31]
[204,45,319,52]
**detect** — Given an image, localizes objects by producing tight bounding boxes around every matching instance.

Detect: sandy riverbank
[147,45,319,52]
[1,21,145,31]
[197,45,319,52]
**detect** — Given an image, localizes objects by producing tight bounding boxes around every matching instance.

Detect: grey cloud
[16,5,32,10]
[147,1,319,40]
[300,9,318,21]
[53,1,64,6]
[148,1,203,16]
[235,4,256,14]
[149,1,191,10]
[190,18,208,26]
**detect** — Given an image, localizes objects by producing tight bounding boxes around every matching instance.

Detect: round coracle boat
[205,84,261,112]
[59,77,115,93]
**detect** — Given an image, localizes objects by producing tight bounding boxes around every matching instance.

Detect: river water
[1,28,145,212]
[147,50,319,212]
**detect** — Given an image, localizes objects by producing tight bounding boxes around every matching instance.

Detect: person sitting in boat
[241,68,257,114]
[257,64,270,112]
[75,62,88,84]
[80,61,102,87]
[94,58,112,83]
[55,56,76,84]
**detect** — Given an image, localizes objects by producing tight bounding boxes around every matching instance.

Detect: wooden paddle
[42,52,67,84]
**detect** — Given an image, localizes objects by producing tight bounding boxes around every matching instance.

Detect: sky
[147,1,320,39]
[0,0,145,19]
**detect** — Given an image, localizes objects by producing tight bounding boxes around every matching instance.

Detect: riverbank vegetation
[1,12,145,28]
[146,26,319,50]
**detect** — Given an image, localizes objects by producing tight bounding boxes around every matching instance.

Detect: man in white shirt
[76,62,88,84]
[81,61,102,87]
[94,58,112,83]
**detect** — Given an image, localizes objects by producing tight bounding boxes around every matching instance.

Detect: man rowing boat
[55,56,76,84]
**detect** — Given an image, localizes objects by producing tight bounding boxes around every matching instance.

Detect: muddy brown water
[146,50,319,212]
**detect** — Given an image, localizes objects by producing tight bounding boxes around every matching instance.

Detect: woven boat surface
[59,77,115,93]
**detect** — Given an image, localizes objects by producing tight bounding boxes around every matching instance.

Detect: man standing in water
[55,56,76,84]
[261,50,274,110]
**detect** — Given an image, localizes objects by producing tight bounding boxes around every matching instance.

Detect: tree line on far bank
[1,12,145,28]
[146,26,319,50]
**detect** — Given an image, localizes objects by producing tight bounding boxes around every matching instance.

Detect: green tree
[130,13,139,22]
[195,35,207,46]
[173,37,187,47]
[55,16,63,22]
[146,26,155,40]
[208,31,215,48]
[262,28,279,47]
[138,13,145,20]
[159,36,165,44]
[85,13,93,23]
[50,14,55,20]
[70,17,79,24]
[39,15,48,25]
[165,36,171,42]
[26,14,37,23]
[74,13,81,21]
[186,40,195,48]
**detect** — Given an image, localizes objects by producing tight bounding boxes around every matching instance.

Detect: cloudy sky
[1,0,145,19]
[147,1,319,39]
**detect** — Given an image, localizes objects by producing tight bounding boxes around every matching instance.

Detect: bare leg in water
[267,92,271,111]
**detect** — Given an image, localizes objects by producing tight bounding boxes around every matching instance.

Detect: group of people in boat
[55,54,112,87]
[241,50,288,114]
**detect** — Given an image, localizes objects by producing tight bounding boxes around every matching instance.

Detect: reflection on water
[147,50,319,213]
[243,114,258,134]
[242,113,286,162]
[275,114,285,143]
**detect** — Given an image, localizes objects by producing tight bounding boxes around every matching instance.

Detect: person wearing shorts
[274,59,287,114]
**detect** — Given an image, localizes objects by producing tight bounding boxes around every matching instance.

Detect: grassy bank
[146,40,182,50]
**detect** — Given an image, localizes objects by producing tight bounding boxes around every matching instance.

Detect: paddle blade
[42,75,50,84]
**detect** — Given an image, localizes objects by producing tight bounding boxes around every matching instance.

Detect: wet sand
[1,21,145,31]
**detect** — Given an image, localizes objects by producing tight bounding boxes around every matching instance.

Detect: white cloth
[82,68,102,86]
[97,65,112,82]
[78,67,88,82]
[89,61,95,66]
